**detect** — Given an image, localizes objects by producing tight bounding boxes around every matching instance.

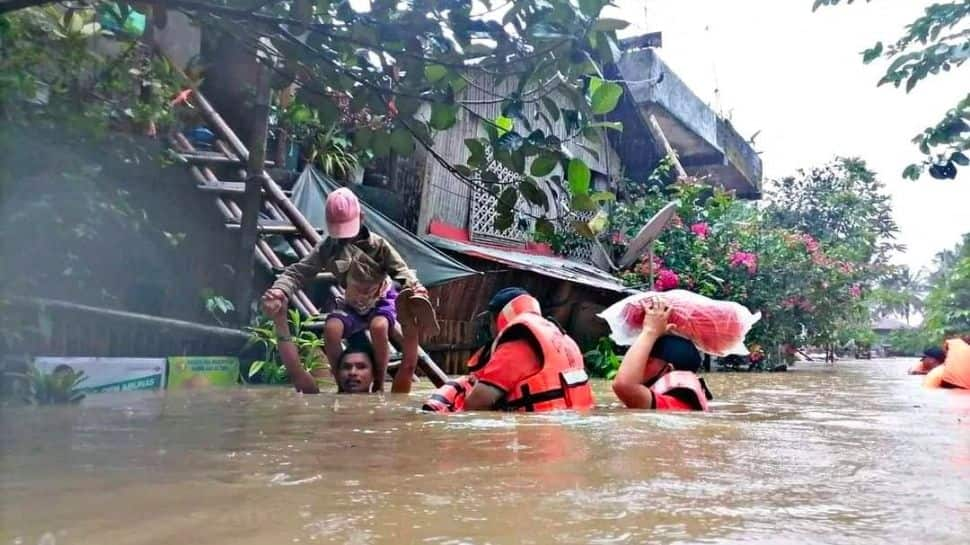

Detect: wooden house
[352,36,765,372]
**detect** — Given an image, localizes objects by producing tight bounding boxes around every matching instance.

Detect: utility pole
[234,64,271,325]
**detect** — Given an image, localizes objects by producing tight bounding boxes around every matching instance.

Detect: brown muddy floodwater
[1,358,968,545]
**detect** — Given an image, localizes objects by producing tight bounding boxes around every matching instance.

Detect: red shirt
[475,339,542,393]
[654,393,695,410]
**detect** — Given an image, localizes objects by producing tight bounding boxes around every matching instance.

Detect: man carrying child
[261,188,436,393]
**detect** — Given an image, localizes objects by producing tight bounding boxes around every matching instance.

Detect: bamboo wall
[424,257,621,374]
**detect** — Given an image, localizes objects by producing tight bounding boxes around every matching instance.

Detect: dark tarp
[287,167,479,288]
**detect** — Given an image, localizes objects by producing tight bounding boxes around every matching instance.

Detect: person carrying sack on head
[612,295,713,411]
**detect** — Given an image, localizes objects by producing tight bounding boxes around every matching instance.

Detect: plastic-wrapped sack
[598,290,760,357]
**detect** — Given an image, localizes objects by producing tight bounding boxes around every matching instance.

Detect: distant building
[872,316,912,356]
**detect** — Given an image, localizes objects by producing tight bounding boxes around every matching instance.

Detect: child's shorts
[329,287,398,337]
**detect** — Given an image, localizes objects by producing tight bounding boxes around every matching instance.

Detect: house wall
[415,73,622,241]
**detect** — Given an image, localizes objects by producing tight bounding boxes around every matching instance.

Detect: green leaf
[591,191,615,203]
[495,149,525,173]
[396,96,420,118]
[567,158,591,195]
[530,153,559,177]
[570,193,598,212]
[497,187,518,212]
[496,131,524,152]
[534,218,556,238]
[905,75,919,93]
[494,211,514,231]
[390,127,414,155]
[579,0,606,17]
[951,152,969,166]
[248,360,265,378]
[541,96,561,122]
[494,115,514,137]
[519,177,548,207]
[430,103,458,130]
[424,64,448,83]
[861,41,883,64]
[465,138,486,168]
[588,77,604,98]
[592,18,630,32]
[449,76,469,95]
[590,81,623,115]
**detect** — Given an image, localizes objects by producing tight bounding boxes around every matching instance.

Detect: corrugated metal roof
[424,235,637,294]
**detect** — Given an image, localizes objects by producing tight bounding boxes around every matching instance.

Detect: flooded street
[2,358,968,545]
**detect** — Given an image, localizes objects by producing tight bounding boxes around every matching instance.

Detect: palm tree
[873,266,925,325]
[880,266,925,325]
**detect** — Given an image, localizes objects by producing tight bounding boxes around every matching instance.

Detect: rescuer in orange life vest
[427,287,595,412]
[612,295,713,411]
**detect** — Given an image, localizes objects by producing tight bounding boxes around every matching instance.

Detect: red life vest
[650,371,712,411]
[422,375,476,413]
[483,295,595,412]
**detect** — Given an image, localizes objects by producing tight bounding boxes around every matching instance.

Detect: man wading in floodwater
[268,305,386,394]
[424,287,595,412]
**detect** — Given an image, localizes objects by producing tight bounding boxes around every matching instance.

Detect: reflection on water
[1,359,968,545]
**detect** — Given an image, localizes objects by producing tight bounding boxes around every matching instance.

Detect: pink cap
[325,188,361,238]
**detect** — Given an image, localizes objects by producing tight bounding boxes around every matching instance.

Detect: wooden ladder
[170,90,448,387]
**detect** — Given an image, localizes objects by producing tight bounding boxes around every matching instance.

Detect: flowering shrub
[595,158,896,356]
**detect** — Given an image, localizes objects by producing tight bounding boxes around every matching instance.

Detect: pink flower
[812,252,832,267]
[838,262,853,274]
[801,234,819,254]
[690,222,710,239]
[729,251,758,275]
[654,268,680,291]
[849,283,862,299]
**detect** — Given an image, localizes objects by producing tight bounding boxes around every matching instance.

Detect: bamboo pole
[646,113,688,180]
[193,91,320,244]
[174,134,317,317]
[9,296,250,342]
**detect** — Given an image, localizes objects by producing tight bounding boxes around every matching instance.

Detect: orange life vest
[422,375,476,413]
[483,295,595,412]
[925,338,970,390]
[466,347,486,375]
[650,371,712,411]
